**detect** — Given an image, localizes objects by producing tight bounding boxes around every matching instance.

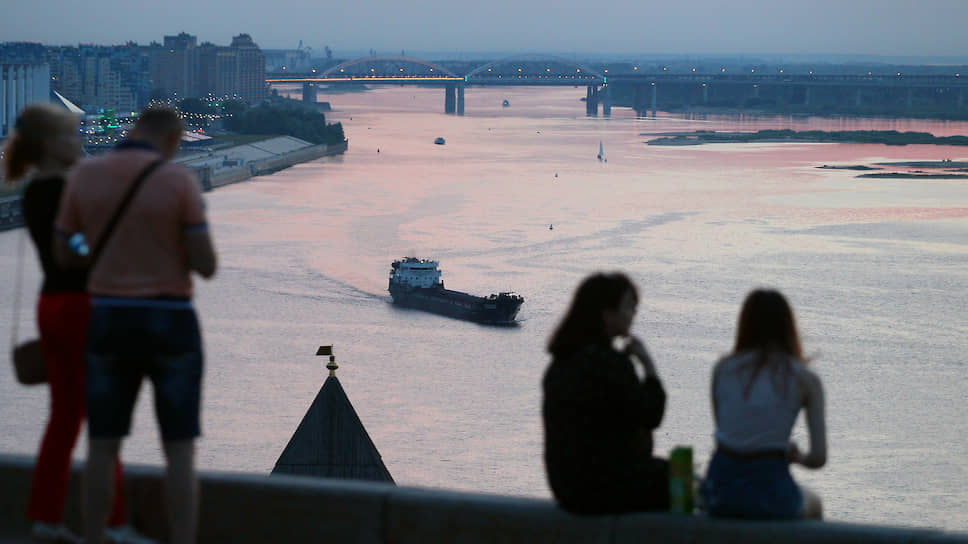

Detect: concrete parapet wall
[1,454,965,543]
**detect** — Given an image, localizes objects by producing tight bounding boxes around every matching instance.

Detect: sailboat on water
[597,141,607,162]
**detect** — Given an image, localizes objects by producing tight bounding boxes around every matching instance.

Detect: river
[1,85,965,530]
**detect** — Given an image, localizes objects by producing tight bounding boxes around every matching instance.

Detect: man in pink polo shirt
[55,106,216,544]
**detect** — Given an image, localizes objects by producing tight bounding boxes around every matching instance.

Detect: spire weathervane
[317,345,338,376]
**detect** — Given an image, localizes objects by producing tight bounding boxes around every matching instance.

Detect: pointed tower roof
[271,347,394,483]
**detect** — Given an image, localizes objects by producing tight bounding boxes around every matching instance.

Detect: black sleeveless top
[22,174,88,294]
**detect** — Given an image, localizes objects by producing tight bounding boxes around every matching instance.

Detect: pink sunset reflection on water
[0,85,965,531]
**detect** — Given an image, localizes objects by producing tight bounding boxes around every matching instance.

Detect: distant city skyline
[4,0,968,62]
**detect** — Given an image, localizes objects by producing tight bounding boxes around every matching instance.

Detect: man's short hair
[134,106,183,136]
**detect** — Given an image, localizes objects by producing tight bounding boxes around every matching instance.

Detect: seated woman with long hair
[542,272,669,514]
[701,289,827,519]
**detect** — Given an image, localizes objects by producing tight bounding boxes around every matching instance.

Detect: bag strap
[89,158,164,268]
[9,159,162,347]
[10,226,27,347]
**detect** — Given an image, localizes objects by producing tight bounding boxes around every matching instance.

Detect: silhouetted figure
[55,106,217,544]
[542,273,668,514]
[701,289,826,519]
[4,104,151,544]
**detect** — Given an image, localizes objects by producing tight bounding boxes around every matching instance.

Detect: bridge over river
[266,55,968,116]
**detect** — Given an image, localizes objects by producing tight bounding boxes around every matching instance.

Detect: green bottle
[668,446,694,514]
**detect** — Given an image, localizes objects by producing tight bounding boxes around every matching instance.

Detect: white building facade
[1,62,50,138]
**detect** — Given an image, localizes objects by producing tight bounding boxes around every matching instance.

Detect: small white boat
[597,141,606,162]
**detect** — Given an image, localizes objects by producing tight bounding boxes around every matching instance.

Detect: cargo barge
[388,258,523,325]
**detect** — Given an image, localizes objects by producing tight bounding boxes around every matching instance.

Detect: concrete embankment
[0,137,347,231]
[0,454,964,543]
[178,136,347,192]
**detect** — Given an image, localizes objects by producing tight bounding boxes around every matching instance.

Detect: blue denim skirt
[701,450,803,519]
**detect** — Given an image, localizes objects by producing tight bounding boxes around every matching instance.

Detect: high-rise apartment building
[229,34,267,102]
[148,32,266,103]
[1,32,267,113]
[43,44,146,112]
[197,42,218,97]
[1,62,50,137]
[150,32,199,98]
[0,43,51,137]
[215,49,238,97]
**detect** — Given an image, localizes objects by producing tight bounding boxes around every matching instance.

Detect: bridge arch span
[322,55,458,78]
[465,54,605,81]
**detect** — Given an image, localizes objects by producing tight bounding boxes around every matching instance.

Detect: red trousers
[27,292,125,526]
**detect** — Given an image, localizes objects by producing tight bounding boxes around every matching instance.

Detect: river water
[1,85,966,530]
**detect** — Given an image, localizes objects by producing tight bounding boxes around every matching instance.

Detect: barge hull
[389,285,521,325]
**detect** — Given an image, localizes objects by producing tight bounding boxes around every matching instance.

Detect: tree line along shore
[645,129,968,146]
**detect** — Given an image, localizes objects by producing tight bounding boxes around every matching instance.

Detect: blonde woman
[4,104,150,544]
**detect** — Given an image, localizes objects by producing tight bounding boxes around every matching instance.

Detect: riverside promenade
[1,454,965,543]
[0,136,347,232]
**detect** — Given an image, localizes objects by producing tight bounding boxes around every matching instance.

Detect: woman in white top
[701,289,826,519]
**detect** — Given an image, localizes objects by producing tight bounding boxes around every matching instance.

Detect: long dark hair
[547,272,637,359]
[731,289,803,397]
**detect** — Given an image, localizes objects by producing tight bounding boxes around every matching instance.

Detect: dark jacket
[542,343,667,513]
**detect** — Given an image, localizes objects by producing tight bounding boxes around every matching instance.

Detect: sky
[4,0,968,61]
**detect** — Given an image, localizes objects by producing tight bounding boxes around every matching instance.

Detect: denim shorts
[701,450,803,519]
[86,300,203,441]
